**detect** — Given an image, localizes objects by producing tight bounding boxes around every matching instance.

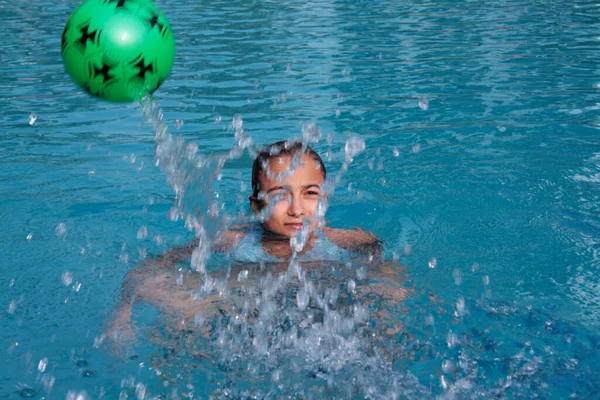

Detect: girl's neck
[259,226,318,259]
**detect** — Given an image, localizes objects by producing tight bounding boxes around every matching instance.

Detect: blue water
[2,0,600,398]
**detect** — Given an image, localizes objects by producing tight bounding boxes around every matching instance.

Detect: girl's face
[251,153,325,238]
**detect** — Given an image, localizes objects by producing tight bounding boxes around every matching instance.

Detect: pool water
[1,0,600,398]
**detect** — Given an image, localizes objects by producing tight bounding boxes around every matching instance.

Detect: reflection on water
[1,0,600,397]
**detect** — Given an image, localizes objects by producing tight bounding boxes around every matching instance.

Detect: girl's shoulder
[322,227,382,256]
[213,224,253,252]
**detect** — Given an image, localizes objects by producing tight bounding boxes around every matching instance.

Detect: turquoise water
[2,0,600,398]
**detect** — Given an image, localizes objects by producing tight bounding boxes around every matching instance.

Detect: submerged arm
[106,267,147,354]
[145,229,246,269]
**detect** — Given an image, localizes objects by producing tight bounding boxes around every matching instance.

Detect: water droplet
[229,115,243,133]
[471,262,479,272]
[565,358,578,370]
[446,330,458,348]
[412,143,421,154]
[26,233,32,240]
[335,109,341,117]
[215,115,222,124]
[440,375,448,389]
[61,271,73,286]
[175,119,184,129]
[137,226,148,240]
[356,267,367,280]
[55,223,67,238]
[403,244,413,256]
[82,369,95,377]
[428,258,437,269]
[347,279,356,293]
[237,270,249,282]
[455,297,466,317]
[452,268,462,285]
[41,374,55,394]
[418,97,429,110]
[302,122,321,144]
[38,357,48,373]
[28,113,37,125]
[425,314,435,326]
[496,126,506,132]
[392,147,400,157]
[442,360,455,374]
[8,300,17,314]
[135,383,146,399]
[296,288,309,311]
[344,137,366,162]
[482,275,490,286]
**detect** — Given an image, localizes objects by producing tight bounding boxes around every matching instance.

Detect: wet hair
[251,140,326,199]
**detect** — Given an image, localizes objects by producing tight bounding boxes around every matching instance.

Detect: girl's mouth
[285,223,304,230]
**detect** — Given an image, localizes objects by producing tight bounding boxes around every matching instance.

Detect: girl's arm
[323,227,383,257]
[144,229,247,270]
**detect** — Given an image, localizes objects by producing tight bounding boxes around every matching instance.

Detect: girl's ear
[249,196,262,212]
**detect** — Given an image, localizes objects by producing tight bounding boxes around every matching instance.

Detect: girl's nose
[287,194,304,217]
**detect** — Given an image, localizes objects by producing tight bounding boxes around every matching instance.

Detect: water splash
[139,97,253,272]
[133,98,439,398]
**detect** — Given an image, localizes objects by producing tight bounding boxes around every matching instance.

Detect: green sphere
[61,0,175,102]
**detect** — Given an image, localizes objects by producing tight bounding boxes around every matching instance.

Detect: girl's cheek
[270,201,287,216]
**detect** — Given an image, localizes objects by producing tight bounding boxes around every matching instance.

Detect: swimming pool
[1,0,599,397]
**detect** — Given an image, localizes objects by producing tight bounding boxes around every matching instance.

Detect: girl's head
[250,141,327,237]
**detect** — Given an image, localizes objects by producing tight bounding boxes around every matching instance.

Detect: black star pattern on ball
[78,25,98,48]
[134,58,153,80]
[148,13,164,31]
[106,0,128,7]
[94,63,115,84]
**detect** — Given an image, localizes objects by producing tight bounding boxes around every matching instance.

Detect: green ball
[61,0,175,103]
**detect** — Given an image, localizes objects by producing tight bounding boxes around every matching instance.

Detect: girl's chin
[262,224,315,239]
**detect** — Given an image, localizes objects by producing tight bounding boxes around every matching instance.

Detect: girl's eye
[270,191,288,200]
[305,190,320,196]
